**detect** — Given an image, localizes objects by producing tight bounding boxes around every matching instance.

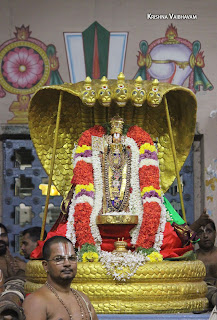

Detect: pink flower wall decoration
[2,47,44,89]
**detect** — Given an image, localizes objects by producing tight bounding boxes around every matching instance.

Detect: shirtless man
[23,236,98,320]
[196,220,217,282]
[0,223,25,281]
[195,217,217,307]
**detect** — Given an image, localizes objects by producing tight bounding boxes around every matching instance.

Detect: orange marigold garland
[72,161,94,185]
[78,125,106,147]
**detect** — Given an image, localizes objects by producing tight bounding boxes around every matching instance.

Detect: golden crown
[110,115,124,135]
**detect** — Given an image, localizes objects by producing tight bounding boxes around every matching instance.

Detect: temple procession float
[25,74,208,314]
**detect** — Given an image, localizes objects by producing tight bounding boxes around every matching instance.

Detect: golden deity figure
[100,116,130,214]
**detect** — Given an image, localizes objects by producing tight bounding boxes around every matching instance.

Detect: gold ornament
[80,76,96,107]
[96,215,138,225]
[97,76,112,107]
[113,238,128,252]
[131,76,146,107]
[110,115,124,135]
[113,72,129,107]
[147,79,163,108]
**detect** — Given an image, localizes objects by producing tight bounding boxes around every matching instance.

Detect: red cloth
[31,221,193,259]
[30,223,67,259]
[160,222,193,258]
[98,224,135,252]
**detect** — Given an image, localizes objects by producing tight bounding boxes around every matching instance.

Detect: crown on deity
[110,115,124,135]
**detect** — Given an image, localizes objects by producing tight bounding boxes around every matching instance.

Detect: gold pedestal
[96,215,138,225]
[25,260,208,314]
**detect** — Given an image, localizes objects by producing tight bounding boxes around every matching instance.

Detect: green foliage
[80,243,98,256]
[136,247,157,256]
[102,123,111,135]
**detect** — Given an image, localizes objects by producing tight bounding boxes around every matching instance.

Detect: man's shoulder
[23,286,50,319]
[75,289,92,304]
[23,286,48,305]
[196,246,217,259]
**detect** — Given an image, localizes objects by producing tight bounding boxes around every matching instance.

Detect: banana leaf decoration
[28,74,197,198]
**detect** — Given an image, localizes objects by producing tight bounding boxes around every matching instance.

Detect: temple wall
[0,0,216,224]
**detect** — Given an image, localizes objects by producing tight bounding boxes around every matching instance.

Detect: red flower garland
[78,125,106,147]
[72,124,162,250]
[74,203,95,246]
[127,125,154,147]
[72,161,94,185]
[127,125,162,249]
[136,202,162,248]
[139,166,160,190]
[73,125,106,248]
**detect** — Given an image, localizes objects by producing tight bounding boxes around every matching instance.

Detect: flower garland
[66,126,106,247]
[100,251,146,281]
[99,250,163,281]
[66,124,166,253]
[127,126,166,250]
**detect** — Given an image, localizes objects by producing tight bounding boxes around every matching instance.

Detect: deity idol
[31,113,197,259]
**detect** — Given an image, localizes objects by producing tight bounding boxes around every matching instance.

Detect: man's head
[197,220,216,251]
[0,223,9,256]
[42,236,77,285]
[21,227,47,259]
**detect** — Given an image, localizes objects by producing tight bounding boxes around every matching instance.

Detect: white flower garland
[66,144,94,246]
[153,196,167,252]
[73,156,92,167]
[100,250,146,281]
[66,192,76,246]
[152,143,166,252]
[139,158,159,168]
[90,145,103,251]
[124,137,144,245]
[103,211,133,216]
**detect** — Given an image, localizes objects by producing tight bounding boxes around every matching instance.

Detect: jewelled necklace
[45,281,92,320]
[104,146,131,212]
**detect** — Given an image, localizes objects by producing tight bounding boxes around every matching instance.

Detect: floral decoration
[2,47,44,89]
[66,126,106,248]
[66,124,167,279]
[100,251,146,281]
[82,252,99,262]
[147,251,163,262]
[127,126,166,250]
